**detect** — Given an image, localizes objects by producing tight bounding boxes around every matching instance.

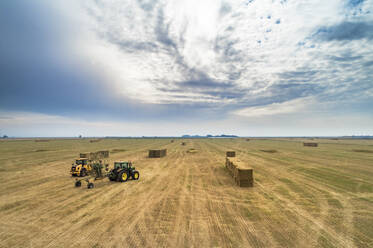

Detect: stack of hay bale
[226,151,236,157]
[225,157,253,187]
[149,149,167,158]
[97,150,109,158]
[80,153,89,159]
[80,150,109,160]
[303,142,318,147]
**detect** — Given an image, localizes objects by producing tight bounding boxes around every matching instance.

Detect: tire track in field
[110,145,185,247]
[200,141,272,247]
[48,142,177,247]
[224,139,355,247]
[200,139,338,247]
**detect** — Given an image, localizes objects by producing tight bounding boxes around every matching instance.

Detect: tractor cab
[114,161,133,170]
[75,158,88,165]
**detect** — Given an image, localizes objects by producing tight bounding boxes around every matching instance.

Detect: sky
[0,0,373,137]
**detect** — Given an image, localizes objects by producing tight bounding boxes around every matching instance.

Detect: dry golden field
[0,138,373,248]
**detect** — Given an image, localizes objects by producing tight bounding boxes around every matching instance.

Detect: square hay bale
[92,152,98,160]
[149,149,167,158]
[234,168,254,187]
[80,151,109,160]
[80,153,89,158]
[227,157,241,165]
[89,152,98,160]
[303,142,318,147]
[226,151,236,157]
[226,158,254,187]
[97,150,109,159]
[237,180,254,187]
[225,158,235,175]
[234,168,253,180]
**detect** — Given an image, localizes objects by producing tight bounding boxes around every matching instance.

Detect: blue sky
[0,0,372,137]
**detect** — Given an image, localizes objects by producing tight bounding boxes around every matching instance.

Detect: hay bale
[97,150,109,158]
[226,158,254,187]
[80,153,89,158]
[226,159,234,175]
[246,139,250,141]
[234,167,254,187]
[303,142,318,147]
[90,139,101,143]
[80,150,109,160]
[181,142,186,146]
[235,167,253,180]
[149,149,167,158]
[237,180,254,187]
[226,151,236,157]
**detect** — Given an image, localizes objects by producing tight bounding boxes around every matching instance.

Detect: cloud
[233,97,314,117]
[364,60,373,66]
[314,22,373,41]
[328,55,363,61]
[347,0,365,8]
[1,0,373,136]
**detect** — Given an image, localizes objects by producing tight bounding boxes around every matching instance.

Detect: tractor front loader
[71,150,109,177]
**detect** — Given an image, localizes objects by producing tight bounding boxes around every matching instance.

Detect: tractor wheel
[119,171,129,182]
[75,181,81,187]
[132,171,140,180]
[87,182,94,189]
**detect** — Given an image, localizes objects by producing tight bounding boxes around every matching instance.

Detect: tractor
[108,161,140,182]
[71,151,109,177]
[71,158,92,177]
[74,161,139,189]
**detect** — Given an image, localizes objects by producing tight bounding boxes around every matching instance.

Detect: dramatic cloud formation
[0,0,372,136]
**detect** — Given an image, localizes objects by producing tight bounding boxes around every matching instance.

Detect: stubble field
[0,138,372,248]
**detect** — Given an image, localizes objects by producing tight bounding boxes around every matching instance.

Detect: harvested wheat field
[0,138,373,247]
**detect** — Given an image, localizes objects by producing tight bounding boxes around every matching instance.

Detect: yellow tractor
[71,158,92,177]
[70,151,109,177]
